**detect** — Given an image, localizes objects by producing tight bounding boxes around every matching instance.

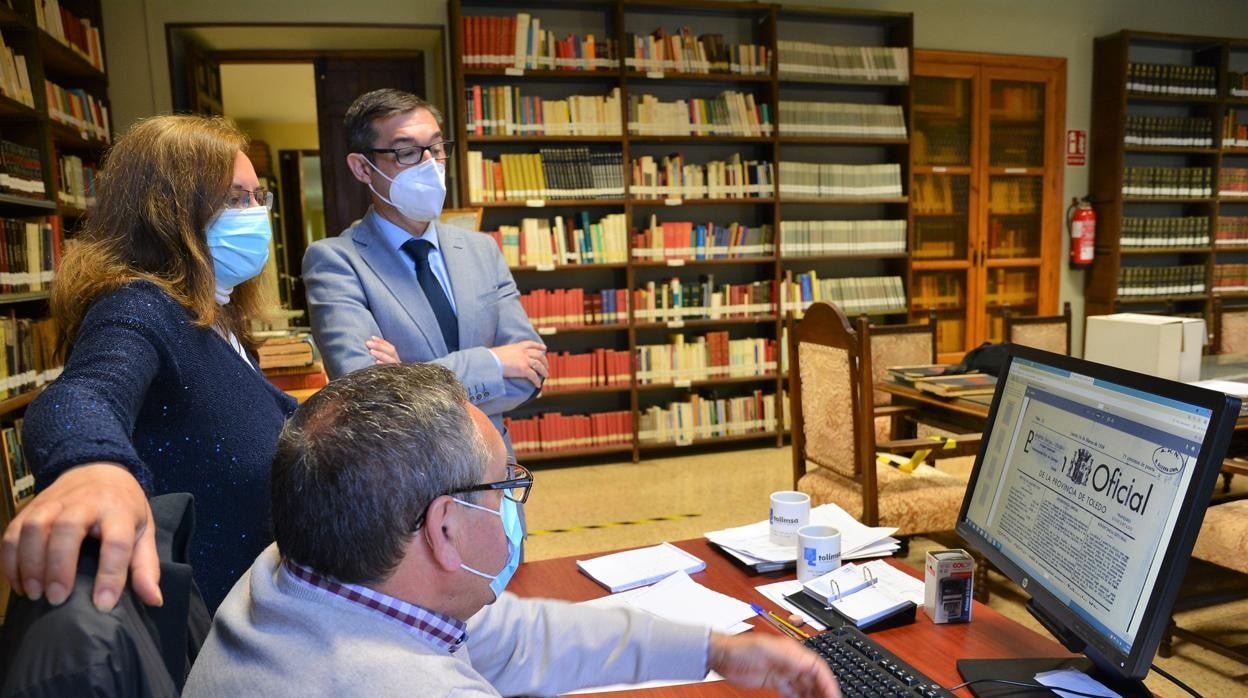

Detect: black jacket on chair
[0,493,211,697]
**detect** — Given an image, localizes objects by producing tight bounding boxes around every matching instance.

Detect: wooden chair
[1003,301,1072,354]
[438,207,484,231]
[866,311,937,443]
[1212,296,1248,355]
[1161,499,1248,665]
[788,301,977,531]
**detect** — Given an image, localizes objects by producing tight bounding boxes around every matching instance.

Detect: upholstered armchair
[867,311,937,443]
[788,301,971,532]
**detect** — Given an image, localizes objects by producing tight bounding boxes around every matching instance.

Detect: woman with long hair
[0,115,296,612]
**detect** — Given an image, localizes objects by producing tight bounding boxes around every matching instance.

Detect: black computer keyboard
[803,624,955,698]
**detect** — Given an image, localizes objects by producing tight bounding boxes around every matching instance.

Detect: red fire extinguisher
[1068,196,1095,266]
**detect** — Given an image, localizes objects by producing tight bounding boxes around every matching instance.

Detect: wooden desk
[509,538,1073,697]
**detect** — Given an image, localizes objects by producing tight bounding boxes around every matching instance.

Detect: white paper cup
[769,490,811,546]
[797,525,842,582]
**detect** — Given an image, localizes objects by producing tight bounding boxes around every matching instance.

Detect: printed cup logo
[818,552,838,563]
[804,546,817,566]
[772,514,801,525]
[1152,446,1183,475]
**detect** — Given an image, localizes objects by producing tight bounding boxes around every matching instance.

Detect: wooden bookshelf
[0,0,110,619]
[450,0,914,461]
[1086,31,1248,324]
[910,50,1065,360]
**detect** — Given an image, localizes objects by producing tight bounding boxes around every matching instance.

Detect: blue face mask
[205,206,272,289]
[453,495,523,600]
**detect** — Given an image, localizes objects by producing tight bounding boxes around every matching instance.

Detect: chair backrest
[867,311,937,405]
[1004,301,1072,354]
[1214,297,1248,355]
[788,302,880,523]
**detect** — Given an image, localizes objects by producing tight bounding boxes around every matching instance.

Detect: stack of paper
[705,503,900,571]
[1188,379,1248,416]
[576,542,707,592]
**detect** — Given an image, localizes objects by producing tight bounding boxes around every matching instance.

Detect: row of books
[988,178,1041,214]
[627,92,772,137]
[633,278,775,323]
[0,216,60,292]
[465,149,625,202]
[776,42,909,83]
[544,349,631,393]
[912,174,968,215]
[630,153,773,200]
[635,334,776,385]
[56,154,96,210]
[1221,167,1248,197]
[459,13,616,71]
[1123,115,1213,147]
[985,268,1038,306]
[1,419,32,519]
[777,163,903,198]
[910,272,963,309]
[623,28,769,76]
[637,390,778,445]
[1231,72,1248,99]
[0,32,31,107]
[1120,216,1210,248]
[989,126,1044,167]
[777,102,906,139]
[778,219,906,257]
[779,273,907,316]
[487,212,628,267]
[35,0,104,71]
[1223,109,1248,149]
[1117,265,1206,297]
[986,218,1039,259]
[0,315,61,398]
[913,125,971,167]
[1216,216,1248,246]
[465,85,621,136]
[631,217,773,260]
[990,84,1044,116]
[507,410,634,455]
[0,139,45,199]
[1121,166,1213,198]
[45,80,110,143]
[1125,62,1216,97]
[520,288,630,329]
[1212,264,1248,294]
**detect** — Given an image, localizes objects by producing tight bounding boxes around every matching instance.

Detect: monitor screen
[956,345,1239,684]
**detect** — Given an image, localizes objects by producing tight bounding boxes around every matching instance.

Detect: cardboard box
[1084,313,1205,381]
[924,549,973,624]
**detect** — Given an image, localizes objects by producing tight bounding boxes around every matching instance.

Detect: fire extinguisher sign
[1066,129,1087,166]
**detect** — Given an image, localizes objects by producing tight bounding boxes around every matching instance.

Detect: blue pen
[750,603,809,640]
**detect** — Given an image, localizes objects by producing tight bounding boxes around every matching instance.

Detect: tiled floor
[526,445,1248,697]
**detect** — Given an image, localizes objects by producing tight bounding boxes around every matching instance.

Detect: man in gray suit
[304,89,547,452]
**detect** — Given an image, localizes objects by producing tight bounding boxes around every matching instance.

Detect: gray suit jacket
[303,210,540,442]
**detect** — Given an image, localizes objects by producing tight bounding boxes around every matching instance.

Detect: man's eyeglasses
[370,140,455,166]
[225,187,274,210]
[412,463,533,531]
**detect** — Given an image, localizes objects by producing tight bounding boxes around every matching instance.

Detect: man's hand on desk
[709,633,841,698]
[491,340,548,388]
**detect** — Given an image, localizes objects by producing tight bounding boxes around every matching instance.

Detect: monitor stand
[957,658,1150,697]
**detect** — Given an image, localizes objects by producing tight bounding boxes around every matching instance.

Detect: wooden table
[509,538,1073,697]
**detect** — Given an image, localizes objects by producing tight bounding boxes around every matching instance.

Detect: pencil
[767,609,811,640]
[749,603,808,640]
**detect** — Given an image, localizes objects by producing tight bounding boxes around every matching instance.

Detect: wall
[103,0,1248,349]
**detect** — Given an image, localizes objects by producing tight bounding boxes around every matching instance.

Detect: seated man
[184,363,840,697]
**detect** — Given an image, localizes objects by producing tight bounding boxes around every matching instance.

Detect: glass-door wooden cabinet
[910,51,1065,360]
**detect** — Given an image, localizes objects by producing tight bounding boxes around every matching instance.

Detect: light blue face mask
[453,495,523,600]
[205,206,272,289]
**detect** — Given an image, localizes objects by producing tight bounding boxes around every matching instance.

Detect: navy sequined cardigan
[24,282,297,611]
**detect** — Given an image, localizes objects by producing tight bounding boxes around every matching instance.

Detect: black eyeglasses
[412,463,533,531]
[370,140,455,166]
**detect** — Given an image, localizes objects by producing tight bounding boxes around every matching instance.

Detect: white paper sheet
[626,571,756,634]
[1034,668,1121,698]
[705,503,899,563]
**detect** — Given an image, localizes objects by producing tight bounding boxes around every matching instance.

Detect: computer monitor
[955,344,1240,696]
